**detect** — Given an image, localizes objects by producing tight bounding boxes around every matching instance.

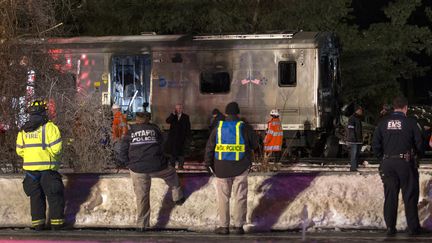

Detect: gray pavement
[0,228,431,242]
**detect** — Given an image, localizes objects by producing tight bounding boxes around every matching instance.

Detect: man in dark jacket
[120,112,185,231]
[165,104,191,170]
[372,96,424,236]
[347,105,363,171]
[204,102,259,235]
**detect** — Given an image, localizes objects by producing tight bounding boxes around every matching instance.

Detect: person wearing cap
[204,101,259,235]
[119,112,185,232]
[16,99,64,230]
[263,109,283,164]
[347,105,363,171]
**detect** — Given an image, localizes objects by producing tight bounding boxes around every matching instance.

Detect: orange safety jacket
[429,135,432,149]
[263,117,283,152]
[112,111,128,141]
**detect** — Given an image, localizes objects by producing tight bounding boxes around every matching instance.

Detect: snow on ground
[1,166,432,232]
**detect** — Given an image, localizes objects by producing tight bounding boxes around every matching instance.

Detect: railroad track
[3,157,432,174]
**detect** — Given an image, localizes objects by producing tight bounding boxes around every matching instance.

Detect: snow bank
[1,171,432,231]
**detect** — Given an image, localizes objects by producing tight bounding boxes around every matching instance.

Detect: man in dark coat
[165,104,191,170]
[347,105,363,171]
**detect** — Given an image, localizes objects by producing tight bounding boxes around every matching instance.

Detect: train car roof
[21,31,338,51]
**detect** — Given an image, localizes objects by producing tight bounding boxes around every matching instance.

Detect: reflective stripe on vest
[18,138,61,148]
[215,121,245,161]
[24,161,60,166]
[267,130,283,136]
[264,145,282,151]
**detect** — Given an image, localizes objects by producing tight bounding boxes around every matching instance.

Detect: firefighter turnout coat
[16,121,62,171]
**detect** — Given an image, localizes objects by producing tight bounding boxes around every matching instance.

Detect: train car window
[111,55,151,113]
[278,61,296,86]
[200,71,230,94]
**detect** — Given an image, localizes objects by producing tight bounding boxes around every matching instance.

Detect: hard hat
[112,104,120,110]
[27,99,48,114]
[270,109,280,117]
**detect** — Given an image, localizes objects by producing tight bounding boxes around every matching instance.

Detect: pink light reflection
[80,72,89,80]
[0,240,99,243]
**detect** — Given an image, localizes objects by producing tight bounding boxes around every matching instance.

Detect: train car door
[111,55,152,113]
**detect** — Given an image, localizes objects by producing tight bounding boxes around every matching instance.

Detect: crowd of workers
[14,96,432,236]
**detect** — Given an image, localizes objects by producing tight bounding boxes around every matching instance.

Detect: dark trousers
[350,144,361,170]
[381,159,420,231]
[23,170,65,227]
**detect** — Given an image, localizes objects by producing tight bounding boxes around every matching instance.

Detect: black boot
[386,227,396,236]
[32,224,45,231]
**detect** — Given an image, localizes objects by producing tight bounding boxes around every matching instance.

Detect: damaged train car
[28,31,343,157]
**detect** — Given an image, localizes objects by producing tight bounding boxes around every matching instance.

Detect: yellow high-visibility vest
[16,121,62,171]
[215,121,245,161]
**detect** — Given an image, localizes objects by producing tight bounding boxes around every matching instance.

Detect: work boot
[51,224,65,231]
[231,227,245,235]
[386,227,396,236]
[214,227,229,235]
[32,224,45,231]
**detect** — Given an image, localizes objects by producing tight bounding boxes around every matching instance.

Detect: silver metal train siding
[36,32,342,155]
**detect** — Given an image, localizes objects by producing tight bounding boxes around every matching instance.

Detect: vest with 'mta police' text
[215,121,245,161]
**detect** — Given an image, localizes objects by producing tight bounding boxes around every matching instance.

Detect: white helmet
[112,104,120,110]
[270,109,280,117]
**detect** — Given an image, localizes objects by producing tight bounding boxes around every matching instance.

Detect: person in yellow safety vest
[263,109,283,161]
[16,99,64,231]
[204,102,259,235]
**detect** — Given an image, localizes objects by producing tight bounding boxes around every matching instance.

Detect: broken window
[278,61,296,86]
[111,55,151,113]
[200,71,230,94]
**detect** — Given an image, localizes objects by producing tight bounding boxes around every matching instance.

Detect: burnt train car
[33,32,342,156]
